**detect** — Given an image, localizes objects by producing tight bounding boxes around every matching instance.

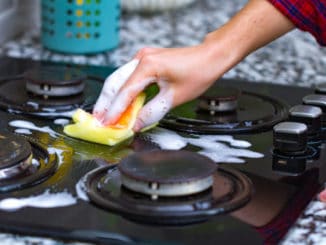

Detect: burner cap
[25,66,86,97]
[0,73,102,117]
[198,86,241,113]
[0,132,33,179]
[0,132,32,169]
[118,151,217,199]
[0,134,57,192]
[85,152,253,225]
[161,79,288,134]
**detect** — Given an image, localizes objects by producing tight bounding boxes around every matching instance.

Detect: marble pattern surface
[1,0,326,87]
[281,199,326,244]
[0,0,325,244]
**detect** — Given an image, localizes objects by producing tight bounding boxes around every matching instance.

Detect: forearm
[202,0,295,78]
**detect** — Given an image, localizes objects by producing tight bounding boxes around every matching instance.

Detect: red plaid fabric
[268,0,326,45]
[255,169,320,244]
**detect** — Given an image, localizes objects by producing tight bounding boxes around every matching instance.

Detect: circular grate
[0,133,58,193]
[84,151,253,225]
[160,79,289,134]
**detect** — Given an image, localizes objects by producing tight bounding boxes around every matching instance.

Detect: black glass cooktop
[0,57,324,245]
[161,80,289,134]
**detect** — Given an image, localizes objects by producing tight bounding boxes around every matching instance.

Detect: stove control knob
[315,83,326,94]
[289,105,322,138]
[273,122,307,154]
[302,94,326,123]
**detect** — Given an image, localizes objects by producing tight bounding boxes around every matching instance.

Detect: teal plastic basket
[41,0,120,54]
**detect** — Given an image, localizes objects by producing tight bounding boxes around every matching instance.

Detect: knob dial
[302,94,326,124]
[289,105,322,138]
[315,83,326,94]
[273,122,307,154]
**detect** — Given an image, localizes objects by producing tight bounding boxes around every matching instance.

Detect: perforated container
[41,0,120,54]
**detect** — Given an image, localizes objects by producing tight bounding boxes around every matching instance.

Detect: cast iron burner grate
[0,132,58,192]
[118,150,217,200]
[160,80,289,134]
[198,86,241,113]
[25,66,86,97]
[85,150,253,225]
[0,66,103,117]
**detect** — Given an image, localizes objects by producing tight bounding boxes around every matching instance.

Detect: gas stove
[0,57,325,245]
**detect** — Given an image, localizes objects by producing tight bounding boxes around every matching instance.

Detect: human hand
[93,45,227,132]
[93,0,295,132]
[318,188,326,202]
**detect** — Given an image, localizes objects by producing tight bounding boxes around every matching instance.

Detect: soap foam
[14,128,32,135]
[75,178,89,202]
[9,120,58,137]
[53,118,70,126]
[146,128,264,163]
[147,128,187,150]
[0,190,77,211]
[47,147,65,166]
[26,101,39,109]
[7,109,76,118]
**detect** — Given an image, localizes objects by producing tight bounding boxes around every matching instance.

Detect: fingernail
[133,124,141,133]
[133,119,142,132]
[318,189,326,202]
[93,111,103,120]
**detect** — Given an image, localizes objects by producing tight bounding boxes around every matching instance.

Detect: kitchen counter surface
[0,0,325,244]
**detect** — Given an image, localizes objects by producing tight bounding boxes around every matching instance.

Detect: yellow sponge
[64,93,146,146]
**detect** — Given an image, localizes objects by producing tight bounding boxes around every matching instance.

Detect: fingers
[93,59,139,120]
[103,76,157,125]
[94,47,175,129]
[102,50,166,125]
[133,79,174,132]
[319,188,326,202]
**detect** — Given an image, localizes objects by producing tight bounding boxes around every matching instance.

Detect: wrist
[201,0,295,77]
[201,28,244,79]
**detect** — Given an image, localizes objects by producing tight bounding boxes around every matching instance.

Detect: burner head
[25,66,86,97]
[118,150,217,199]
[161,79,289,134]
[0,132,33,179]
[85,160,253,225]
[198,86,241,113]
[0,132,57,192]
[0,68,102,117]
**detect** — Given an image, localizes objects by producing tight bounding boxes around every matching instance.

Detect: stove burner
[0,132,57,192]
[85,151,253,225]
[160,80,288,134]
[0,132,33,179]
[0,67,103,117]
[25,66,86,97]
[198,86,241,113]
[118,151,217,200]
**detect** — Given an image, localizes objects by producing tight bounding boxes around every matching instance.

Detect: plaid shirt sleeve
[268,0,326,46]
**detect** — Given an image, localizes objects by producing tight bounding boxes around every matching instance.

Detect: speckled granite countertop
[0,0,325,244]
